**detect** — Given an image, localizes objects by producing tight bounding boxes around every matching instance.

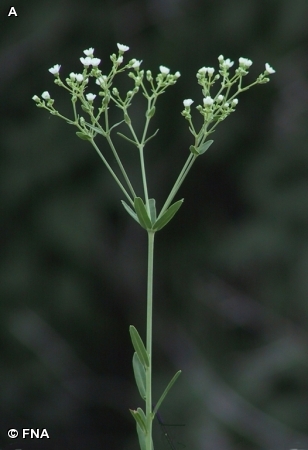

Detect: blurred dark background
[1,0,308,449]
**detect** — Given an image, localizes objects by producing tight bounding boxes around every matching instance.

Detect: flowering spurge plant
[33,44,275,450]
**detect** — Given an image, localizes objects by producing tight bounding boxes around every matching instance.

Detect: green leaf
[133,352,146,400]
[152,199,184,231]
[85,123,106,136]
[130,408,147,434]
[109,119,125,132]
[198,140,214,155]
[152,370,182,418]
[121,200,140,224]
[144,128,159,144]
[76,131,92,141]
[148,199,156,224]
[129,325,149,368]
[189,145,199,155]
[134,197,152,230]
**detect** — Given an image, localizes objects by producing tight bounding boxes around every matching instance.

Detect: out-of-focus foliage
[1,0,308,449]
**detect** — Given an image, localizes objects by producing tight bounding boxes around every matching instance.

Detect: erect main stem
[146,230,155,450]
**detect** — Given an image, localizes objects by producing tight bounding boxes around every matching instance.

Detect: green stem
[90,139,134,206]
[139,146,149,210]
[158,153,197,219]
[106,134,137,199]
[146,230,155,450]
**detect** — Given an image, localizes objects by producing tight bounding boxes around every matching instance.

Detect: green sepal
[189,145,199,155]
[198,140,214,155]
[133,352,146,400]
[121,200,140,224]
[129,325,149,368]
[130,408,147,434]
[146,106,156,118]
[134,197,152,230]
[152,370,182,419]
[152,199,184,231]
[149,198,156,224]
[76,131,92,141]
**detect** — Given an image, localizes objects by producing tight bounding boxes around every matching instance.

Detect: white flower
[159,65,170,75]
[231,98,239,106]
[84,48,94,56]
[207,67,215,75]
[117,56,123,64]
[42,91,51,100]
[222,58,234,69]
[117,43,129,52]
[80,56,92,66]
[203,96,214,106]
[224,102,230,108]
[86,93,96,101]
[96,75,107,86]
[183,99,194,107]
[76,74,84,83]
[198,67,207,74]
[174,71,181,78]
[69,72,76,80]
[217,94,224,102]
[32,95,40,102]
[91,57,101,67]
[218,55,224,62]
[239,57,253,68]
[265,63,275,74]
[131,59,142,68]
[49,64,61,75]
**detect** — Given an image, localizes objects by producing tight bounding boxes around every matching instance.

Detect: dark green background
[1,0,308,449]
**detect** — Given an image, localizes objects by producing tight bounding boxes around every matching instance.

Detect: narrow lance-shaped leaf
[85,122,107,136]
[152,370,182,418]
[117,132,138,146]
[130,408,147,434]
[153,200,184,231]
[134,197,152,230]
[198,139,214,155]
[76,131,92,141]
[133,352,146,400]
[121,200,140,224]
[129,325,149,368]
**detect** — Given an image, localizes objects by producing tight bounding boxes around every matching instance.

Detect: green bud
[146,106,156,118]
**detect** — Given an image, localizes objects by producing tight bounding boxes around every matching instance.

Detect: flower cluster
[32,45,275,162]
[181,55,275,140]
[32,44,182,129]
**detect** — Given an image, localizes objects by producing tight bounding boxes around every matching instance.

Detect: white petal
[117,43,129,52]
[159,65,170,75]
[183,99,194,107]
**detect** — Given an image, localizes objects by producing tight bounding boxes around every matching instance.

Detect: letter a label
[8,7,18,17]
